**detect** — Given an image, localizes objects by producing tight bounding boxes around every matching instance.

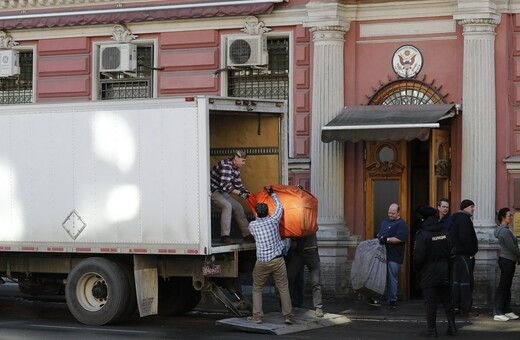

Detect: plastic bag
[246,184,318,238]
[350,239,387,296]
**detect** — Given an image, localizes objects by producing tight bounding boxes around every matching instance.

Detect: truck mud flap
[134,255,158,317]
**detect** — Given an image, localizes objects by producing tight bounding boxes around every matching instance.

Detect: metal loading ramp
[216,307,351,335]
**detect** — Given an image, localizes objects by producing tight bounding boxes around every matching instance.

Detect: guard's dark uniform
[413,209,456,337]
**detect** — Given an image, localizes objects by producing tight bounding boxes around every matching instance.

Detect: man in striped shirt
[246,187,295,325]
[210,150,254,245]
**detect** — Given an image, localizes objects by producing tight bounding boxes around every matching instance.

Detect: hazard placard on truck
[0,96,287,325]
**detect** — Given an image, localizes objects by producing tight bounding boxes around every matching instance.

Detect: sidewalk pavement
[321,297,487,321]
[202,292,496,322]
[202,293,520,338]
[237,293,515,325]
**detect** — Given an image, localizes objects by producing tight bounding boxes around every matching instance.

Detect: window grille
[228,38,289,100]
[368,79,446,105]
[0,51,33,104]
[100,45,153,100]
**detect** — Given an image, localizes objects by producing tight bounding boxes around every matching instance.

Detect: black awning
[321,104,456,143]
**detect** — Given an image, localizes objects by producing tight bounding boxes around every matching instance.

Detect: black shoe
[388,301,397,309]
[220,236,234,245]
[368,299,381,307]
[446,325,457,336]
[420,328,438,337]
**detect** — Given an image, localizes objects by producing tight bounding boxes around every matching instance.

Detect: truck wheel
[65,257,130,325]
[158,277,201,316]
[117,261,138,320]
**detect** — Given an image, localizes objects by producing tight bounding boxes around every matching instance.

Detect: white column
[457,14,500,304]
[309,26,348,230]
[304,1,356,296]
[459,18,499,230]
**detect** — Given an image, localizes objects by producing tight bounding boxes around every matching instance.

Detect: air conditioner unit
[99,43,137,72]
[0,50,20,77]
[226,35,268,67]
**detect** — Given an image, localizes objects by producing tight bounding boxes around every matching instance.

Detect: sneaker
[494,315,509,321]
[388,301,397,309]
[368,299,381,307]
[220,236,233,245]
[284,314,295,324]
[315,307,324,317]
[246,314,262,324]
[243,235,255,243]
[505,312,519,320]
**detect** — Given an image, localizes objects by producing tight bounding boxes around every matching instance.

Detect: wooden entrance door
[429,129,451,206]
[364,129,451,300]
[365,140,409,299]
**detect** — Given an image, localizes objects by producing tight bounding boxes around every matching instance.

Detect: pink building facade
[1,0,519,304]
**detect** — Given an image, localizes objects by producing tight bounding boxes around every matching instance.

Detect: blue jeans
[386,261,401,302]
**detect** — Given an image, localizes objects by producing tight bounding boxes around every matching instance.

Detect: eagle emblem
[392,45,423,78]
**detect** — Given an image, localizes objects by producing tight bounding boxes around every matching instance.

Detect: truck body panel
[0,96,286,256]
[0,96,286,324]
[1,98,211,253]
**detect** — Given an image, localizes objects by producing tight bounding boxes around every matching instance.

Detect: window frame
[0,45,36,104]
[220,31,294,157]
[92,38,158,101]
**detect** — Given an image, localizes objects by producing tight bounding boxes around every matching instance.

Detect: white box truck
[0,96,287,325]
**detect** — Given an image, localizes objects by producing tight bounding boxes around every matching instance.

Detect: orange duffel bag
[246,184,318,238]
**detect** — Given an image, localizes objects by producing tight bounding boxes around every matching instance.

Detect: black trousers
[452,254,475,313]
[494,257,516,315]
[422,285,454,325]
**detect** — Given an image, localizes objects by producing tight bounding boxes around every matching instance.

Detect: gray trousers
[211,191,251,237]
[287,249,323,308]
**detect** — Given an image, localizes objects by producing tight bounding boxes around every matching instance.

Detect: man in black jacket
[450,199,478,317]
[413,206,456,337]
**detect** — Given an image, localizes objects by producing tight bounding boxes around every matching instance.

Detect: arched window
[368,79,446,105]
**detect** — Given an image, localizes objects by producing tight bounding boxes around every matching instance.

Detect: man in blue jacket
[368,203,409,309]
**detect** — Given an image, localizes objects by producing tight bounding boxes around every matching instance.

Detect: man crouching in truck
[246,186,295,325]
[210,150,255,245]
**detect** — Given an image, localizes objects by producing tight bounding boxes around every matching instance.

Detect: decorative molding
[111,24,137,43]
[360,19,456,38]
[434,159,451,177]
[240,16,271,36]
[0,30,19,49]
[309,25,349,33]
[503,156,520,173]
[310,27,348,42]
[457,18,500,33]
[366,161,405,177]
[304,0,350,32]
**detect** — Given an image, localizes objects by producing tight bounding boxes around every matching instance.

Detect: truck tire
[65,257,130,325]
[158,277,201,316]
[117,261,138,320]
